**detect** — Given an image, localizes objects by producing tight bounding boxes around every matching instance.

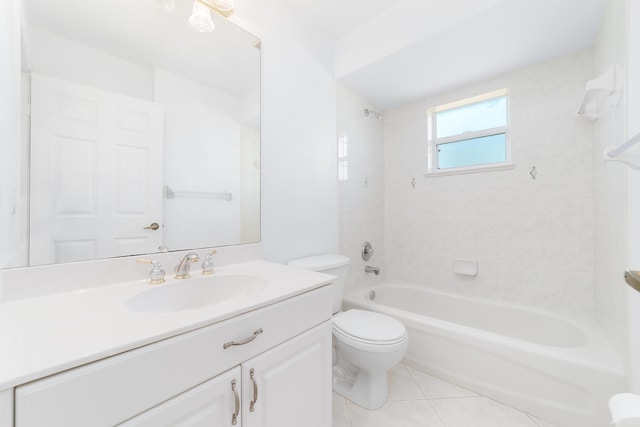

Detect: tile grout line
[527,413,543,427]
[403,364,449,427]
[403,364,429,400]
[426,398,449,427]
[345,401,354,427]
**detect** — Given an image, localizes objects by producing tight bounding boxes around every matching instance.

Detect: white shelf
[604,132,640,170]
[577,65,622,121]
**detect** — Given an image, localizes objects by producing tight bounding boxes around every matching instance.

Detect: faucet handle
[202,250,217,275]
[137,259,166,284]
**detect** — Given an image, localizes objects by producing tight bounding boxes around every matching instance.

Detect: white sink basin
[126,275,267,313]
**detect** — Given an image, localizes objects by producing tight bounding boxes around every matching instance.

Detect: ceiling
[287,0,608,110]
[24,0,608,110]
[285,0,406,39]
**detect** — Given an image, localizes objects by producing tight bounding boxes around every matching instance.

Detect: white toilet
[288,254,408,410]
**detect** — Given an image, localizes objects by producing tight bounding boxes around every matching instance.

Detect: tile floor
[332,364,557,427]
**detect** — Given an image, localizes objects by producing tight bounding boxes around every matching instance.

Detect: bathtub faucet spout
[365,265,380,275]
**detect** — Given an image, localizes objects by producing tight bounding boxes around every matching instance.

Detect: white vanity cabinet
[0,389,12,427]
[241,322,332,427]
[118,367,243,427]
[14,285,333,427]
[120,322,332,427]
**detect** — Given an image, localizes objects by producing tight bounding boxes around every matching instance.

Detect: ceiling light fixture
[155,0,235,33]
[189,1,215,32]
[198,0,235,18]
[188,0,235,33]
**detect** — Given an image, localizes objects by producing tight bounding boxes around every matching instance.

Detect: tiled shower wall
[337,85,385,295]
[382,51,596,315]
[338,50,598,315]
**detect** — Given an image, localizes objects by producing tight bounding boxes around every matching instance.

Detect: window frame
[426,89,514,177]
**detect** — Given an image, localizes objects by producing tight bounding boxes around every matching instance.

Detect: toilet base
[332,365,388,410]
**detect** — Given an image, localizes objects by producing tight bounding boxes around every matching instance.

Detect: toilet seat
[333,309,408,352]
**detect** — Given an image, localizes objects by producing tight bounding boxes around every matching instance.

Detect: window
[427,89,512,176]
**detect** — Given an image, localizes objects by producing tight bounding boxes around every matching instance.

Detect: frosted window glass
[437,133,506,169]
[436,96,507,139]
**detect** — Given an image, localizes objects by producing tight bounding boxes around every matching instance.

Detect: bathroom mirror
[3,0,260,268]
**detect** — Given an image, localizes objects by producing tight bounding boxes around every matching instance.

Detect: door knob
[144,222,160,230]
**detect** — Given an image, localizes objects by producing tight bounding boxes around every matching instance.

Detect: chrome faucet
[365,265,380,275]
[175,252,200,279]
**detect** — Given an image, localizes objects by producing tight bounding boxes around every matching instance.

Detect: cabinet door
[0,389,12,427]
[118,367,241,427]
[242,321,332,427]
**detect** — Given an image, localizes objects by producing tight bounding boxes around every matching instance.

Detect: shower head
[363,108,383,120]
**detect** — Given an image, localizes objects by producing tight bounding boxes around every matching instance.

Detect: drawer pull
[231,379,240,425]
[249,368,258,412]
[223,328,263,349]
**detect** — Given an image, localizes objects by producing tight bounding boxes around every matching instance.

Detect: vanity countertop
[0,260,333,390]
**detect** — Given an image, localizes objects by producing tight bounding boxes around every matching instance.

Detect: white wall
[241,125,261,243]
[27,27,154,100]
[232,0,338,263]
[383,51,596,315]
[592,0,630,378]
[625,0,640,393]
[337,85,385,294]
[0,0,21,269]
[154,69,242,250]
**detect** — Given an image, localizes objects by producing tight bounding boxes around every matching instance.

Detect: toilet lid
[333,309,406,343]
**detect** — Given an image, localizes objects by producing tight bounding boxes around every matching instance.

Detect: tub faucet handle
[362,242,374,261]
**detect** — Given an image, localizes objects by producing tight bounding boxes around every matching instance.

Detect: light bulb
[189,1,215,33]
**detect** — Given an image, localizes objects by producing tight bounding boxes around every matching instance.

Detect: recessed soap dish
[454,259,478,276]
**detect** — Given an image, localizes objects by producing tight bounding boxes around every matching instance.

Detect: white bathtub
[343,285,625,427]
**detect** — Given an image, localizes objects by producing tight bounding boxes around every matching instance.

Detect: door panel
[29,73,164,265]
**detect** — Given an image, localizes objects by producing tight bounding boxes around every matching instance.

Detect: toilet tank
[288,254,350,314]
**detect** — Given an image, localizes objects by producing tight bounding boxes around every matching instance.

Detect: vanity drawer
[15,285,332,427]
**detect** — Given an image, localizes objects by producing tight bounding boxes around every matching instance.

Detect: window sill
[424,162,515,178]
